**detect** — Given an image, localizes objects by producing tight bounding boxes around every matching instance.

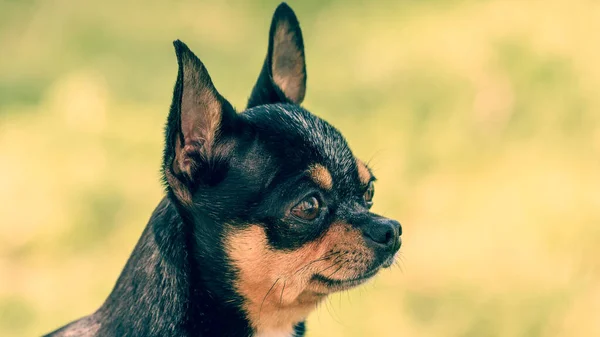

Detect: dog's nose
[363,218,401,251]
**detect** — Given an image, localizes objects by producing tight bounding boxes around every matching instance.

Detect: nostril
[364,223,395,246]
[384,228,393,244]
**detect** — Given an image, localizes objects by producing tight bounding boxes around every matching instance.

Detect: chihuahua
[45,3,402,337]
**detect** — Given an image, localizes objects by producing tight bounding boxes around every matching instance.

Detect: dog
[44,3,402,337]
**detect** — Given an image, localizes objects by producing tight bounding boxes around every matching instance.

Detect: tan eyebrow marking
[307,164,333,190]
[356,159,372,185]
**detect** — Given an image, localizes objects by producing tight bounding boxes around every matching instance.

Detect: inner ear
[270,11,306,103]
[176,41,224,160]
[163,40,236,203]
[247,3,306,108]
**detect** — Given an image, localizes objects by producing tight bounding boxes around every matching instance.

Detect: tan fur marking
[226,223,373,335]
[356,159,372,185]
[165,137,194,206]
[165,169,193,207]
[307,164,333,190]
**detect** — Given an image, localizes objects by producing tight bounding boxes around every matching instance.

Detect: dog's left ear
[163,40,236,204]
[247,3,306,108]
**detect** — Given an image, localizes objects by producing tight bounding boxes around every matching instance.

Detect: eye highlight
[364,181,375,208]
[291,196,320,221]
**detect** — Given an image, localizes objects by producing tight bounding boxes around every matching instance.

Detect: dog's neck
[92,197,304,337]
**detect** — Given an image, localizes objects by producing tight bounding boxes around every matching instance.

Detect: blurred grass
[1,0,600,336]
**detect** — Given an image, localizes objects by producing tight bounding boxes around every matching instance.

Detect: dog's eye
[291,196,320,221]
[364,181,375,208]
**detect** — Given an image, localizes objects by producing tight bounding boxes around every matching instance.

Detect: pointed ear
[247,3,307,108]
[163,40,236,204]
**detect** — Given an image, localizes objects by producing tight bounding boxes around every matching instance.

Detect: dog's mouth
[310,251,398,291]
[310,263,384,291]
[311,268,378,290]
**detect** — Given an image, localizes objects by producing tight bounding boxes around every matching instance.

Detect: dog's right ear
[163,40,236,205]
[247,3,307,109]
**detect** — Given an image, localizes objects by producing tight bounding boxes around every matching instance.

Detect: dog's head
[162,3,401,334]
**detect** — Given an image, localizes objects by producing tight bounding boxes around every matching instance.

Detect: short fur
[45,3,402,337]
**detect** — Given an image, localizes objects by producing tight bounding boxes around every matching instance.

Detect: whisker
[395,253,406,273]
[258,277,280,323]
[316,254,347,275]
[293,251,341,275]
[327,264,345,279]
[279,279,287,306]
[325,294,343,325]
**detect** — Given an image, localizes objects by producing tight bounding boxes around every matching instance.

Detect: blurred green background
[1,0,600,336]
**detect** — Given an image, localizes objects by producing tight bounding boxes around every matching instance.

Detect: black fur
[44,3,401,337]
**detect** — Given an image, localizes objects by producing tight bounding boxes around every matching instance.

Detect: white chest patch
[253,330,294,337]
